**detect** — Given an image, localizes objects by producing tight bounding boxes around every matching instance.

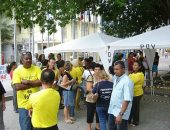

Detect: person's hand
[21,80,30,85]
[28,109,33,117]
[71,79,76,84]
[3,103,6,111]
[115,115,122,125]
[92,93,98,99]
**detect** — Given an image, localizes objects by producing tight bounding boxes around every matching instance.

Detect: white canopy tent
[107,25,170,50]
[44,32,121,54]
[107,25,170,95]
[44,32,121,72]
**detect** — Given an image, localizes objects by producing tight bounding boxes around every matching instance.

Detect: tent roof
[44,32,121,54]
[108,25,170,50]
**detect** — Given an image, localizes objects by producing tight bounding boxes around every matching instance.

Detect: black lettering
[151,44,155,49]
[108,58,111,63]
[146,44,150,49]
[140,44,144,49]
[108,52,111,57]
[108,45,110,50]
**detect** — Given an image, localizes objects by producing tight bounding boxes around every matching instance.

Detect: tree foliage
[77,0,170,38]
[100,0,170,38]
[1,0,80,34]
[1,0,170,37]
[0,15,13,43]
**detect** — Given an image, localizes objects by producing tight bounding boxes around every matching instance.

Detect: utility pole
[32,25,34,58]
[29,28,32,52]
[13,9,17,62]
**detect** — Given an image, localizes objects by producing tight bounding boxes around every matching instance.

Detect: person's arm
[21,80,42,87]
[61,75,75,88]
[15,83,31,91]
[86,75,93,92]
[25,96,33,117]
[2,94,6,111]
[115,101,129,124]
[86,82,93,92]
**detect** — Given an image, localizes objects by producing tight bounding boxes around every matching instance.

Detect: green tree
[100,0,170,38]
[0,14,13,64]
[1,0,170,37]
[1,0,80,34]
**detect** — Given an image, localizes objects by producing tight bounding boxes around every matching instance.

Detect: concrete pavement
[3,56,170,130]
[4,95,170,130]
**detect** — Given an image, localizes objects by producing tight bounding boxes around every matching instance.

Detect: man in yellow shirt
[26,69,60,130]
[12,52,41,130]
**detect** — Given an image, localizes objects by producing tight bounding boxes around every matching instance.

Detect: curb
[5,95,13,101]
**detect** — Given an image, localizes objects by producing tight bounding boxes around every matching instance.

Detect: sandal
[65,119,74,124]
[70,117,76,121]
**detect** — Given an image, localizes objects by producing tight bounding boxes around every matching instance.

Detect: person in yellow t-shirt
[26,69,60,130]
[12,52,42,130]
[71,59,84,110]
[128,61,144,126]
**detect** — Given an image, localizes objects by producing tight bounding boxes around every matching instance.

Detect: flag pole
[13,9,17,62]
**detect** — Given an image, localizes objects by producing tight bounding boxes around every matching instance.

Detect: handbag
[86,81,100,103]
[92,82,100,102]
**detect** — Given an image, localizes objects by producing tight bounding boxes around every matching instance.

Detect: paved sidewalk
[3,56,170,130]
[4,95,170,130]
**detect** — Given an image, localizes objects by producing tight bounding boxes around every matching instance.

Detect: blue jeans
[70,106,75,117]
[18,108,32,130]
[63,90,75,117]
[96,107,108,130]
[108,114,128,130]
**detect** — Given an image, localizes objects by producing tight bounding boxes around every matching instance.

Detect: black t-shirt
[92,80,113,108]
[0,81,6,101]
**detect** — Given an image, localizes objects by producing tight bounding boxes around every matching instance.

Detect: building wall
[4,16,100,63]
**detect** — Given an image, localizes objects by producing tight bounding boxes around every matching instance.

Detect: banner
[144,49,156,88]
[98,46,114,73]
[0,65,10,80]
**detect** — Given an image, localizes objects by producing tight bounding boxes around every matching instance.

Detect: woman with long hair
[7,62,18,112]
[7,62,17,79]
[92,70,113,130]
[128,61,145,126]
[60,61,76,124]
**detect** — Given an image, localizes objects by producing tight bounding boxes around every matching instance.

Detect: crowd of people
[0,50,160,130]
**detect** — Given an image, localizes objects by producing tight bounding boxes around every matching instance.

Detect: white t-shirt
[82,70,94,81]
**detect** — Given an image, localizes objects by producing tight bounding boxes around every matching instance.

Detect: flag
[87,10,91,22]
[79,12,84,21]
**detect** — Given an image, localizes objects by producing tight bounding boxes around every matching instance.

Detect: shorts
[86,102,99,123]
[152,65,158,72]
[63,90,75,107]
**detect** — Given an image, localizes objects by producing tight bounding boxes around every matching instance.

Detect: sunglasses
[22,52,32,56]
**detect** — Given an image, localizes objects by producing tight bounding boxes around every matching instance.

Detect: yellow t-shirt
[26,88,60,128]
[129,72,144,96]
[70,67,77,79]
[12,65,41,108]
[74,67,84,84]
[54,69,60,81]
[43,68,59,81]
